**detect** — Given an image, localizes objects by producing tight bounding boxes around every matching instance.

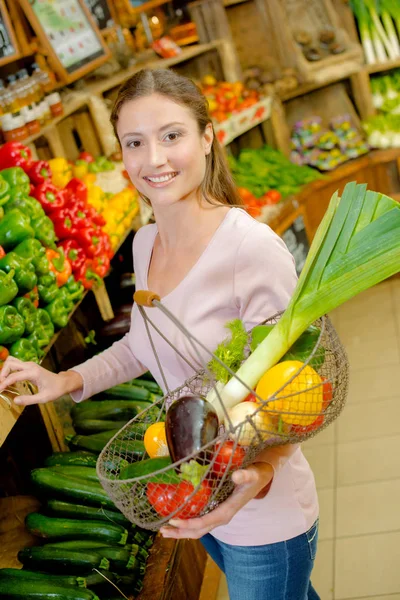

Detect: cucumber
[0,568,86,588]
[0,579,99,600]
[74,419,130,434]
[67,431,145,459]
[26,513,128,545]
[45,452,98,468]
[46,499,131,528]
[120,456,179,483]
[17,547,109,574]
[31,469,115,509]
[48,466,99,482]
[71,400,152,422]
[96,385,150,401]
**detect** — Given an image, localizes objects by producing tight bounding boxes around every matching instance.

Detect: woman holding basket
[0,69,320,600]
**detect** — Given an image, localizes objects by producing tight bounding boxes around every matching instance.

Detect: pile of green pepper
[0,167,85,363]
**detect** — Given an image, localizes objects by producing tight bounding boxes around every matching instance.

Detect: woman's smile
[143,171,180,187]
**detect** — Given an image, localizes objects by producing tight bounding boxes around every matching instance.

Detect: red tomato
[243,392,257,402]
[264,190,281,205]
[78,151,95,163]
[146,481,211,519]
[291,414,324,435]
[322,377,333,410]
[212,440,246,477]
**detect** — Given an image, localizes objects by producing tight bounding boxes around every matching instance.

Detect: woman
[0,69,320,600]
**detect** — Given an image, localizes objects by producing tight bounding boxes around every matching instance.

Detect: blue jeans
[200,520,320,600]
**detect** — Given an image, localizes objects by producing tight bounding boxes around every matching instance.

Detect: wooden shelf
[366,58,400,75]
[224,0,251,7]
[130,0,171,15]
[23,95,88,146]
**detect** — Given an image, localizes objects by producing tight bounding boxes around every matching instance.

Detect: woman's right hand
[0,357,83,406]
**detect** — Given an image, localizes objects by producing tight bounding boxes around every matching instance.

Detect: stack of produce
[363,70,400,147]
[0,154,87,363]
[0,376,162,599]
[200,75,263,123]
[290,115,369,171]
[350,0,400,66]
[237,187,282,218]
[242,64,299,97]
[228,145,322,201]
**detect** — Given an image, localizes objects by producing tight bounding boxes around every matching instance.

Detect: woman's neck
[152,197,230,252]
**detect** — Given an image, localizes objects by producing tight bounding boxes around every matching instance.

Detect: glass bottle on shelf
[31,63,53,95]
[17,69,37,106]
[6,75,21,112]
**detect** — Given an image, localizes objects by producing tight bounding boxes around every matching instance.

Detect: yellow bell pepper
[73,163,89,179]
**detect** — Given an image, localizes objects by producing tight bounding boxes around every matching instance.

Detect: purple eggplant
[165,395,219,462]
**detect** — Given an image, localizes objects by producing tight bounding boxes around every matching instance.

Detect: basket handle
[134,290,161,307]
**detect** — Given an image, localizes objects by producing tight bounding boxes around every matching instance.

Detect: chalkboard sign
[282,214,309,275]
[19,0,111,84]
[0,0,19,67]
[83,0,114,32]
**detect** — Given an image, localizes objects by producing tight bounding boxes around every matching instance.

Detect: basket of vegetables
[97,182,400,530]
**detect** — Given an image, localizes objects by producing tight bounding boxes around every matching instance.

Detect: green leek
[216,182,400,415]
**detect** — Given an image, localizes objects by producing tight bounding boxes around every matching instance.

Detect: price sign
[83,0,114,32]
[0,0,19,67]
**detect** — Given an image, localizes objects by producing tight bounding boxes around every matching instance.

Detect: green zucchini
[89,547,145,573]
[48,466,99,482]
[46,499,131,528]
[129,530,154,549]
[71,400,152,422]
[31,469,115,509]
[0,579,99,600]
[96,384,151,401]
[133,379,162,393]
[83,571,116,587]
[67,431,145,459]
[45,542,148,570]
[17,547,109,574]
[120,456,179,483]
[26,513,128,545]
[0,568,86,588]
[45,451,98,468]
[74,419,130,434]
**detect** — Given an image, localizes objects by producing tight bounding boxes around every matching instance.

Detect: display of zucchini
[95,384,151,401]
[44,451,98,468]
[0,568,86,588]
[0,579,100,600]
[130,379,162,394]
[45,541,148,567]
[31,469,115,508]
[46,499,131,528]
[71,400,152,422]
[26,513,128,545]
[17,547,109,574]
[48,466,99,482]
[73,419,131,434]
[67,431,145,459]
[83,570,116,587]
[86,547,145,573]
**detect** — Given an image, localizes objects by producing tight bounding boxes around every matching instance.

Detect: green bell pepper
[44,294,70,329]
[0,209,34,250]
[4,195,45,221]
[65,275,84,303]
[57,286,74,313]
[0,173,10,206]
[0,269,18,306]
[9,338,39,362]
[37,271,59,305]
[0,167,30,195]
[31,215,57,250]
[0,252,37,294]
[12,297,38,335]
[0,305,25,343]
[28,308,54,350]
[13,239,50,276]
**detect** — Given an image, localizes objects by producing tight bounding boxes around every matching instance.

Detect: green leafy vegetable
[207,319,248,384]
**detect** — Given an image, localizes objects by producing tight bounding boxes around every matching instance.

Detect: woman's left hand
[160,462,274,540]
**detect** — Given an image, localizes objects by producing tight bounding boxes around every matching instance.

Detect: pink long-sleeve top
[71,208,319,546]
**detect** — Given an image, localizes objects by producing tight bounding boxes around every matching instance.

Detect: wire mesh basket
[97,291,349,530]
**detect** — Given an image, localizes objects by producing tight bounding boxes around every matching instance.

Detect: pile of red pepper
[0,141,113,290]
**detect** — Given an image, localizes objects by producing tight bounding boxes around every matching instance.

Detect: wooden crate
[259,0,363,83]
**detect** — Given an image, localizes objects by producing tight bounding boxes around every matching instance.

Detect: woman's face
[117,93,213,208]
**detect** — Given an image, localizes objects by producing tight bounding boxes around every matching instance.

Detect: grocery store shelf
[130,0,170,15]
[366,58,400,75]
[224,0,251,6]
[214,96,272,146]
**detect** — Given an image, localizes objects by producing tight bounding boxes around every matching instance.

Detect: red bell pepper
[27,160,52,186]
[75,227,102,258]
[32,181,66,214]
[75,258,102,289]
[70,207,93,229]
[0,246,5,259]
[51,208,77,239]
[86,205,106,227]
[78,151,95,163]
[57,239,86,273]
[24,285,39,308]
[0,345,9,364]
[92,255,110,278]
[0,142,32,171]
[65,178,88,204]
[46,248,72,287]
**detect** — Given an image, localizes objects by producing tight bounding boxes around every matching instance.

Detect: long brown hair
[110,68,243,207]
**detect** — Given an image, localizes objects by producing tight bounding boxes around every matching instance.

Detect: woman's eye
[165,132,180,142]
[127,140,141,148]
